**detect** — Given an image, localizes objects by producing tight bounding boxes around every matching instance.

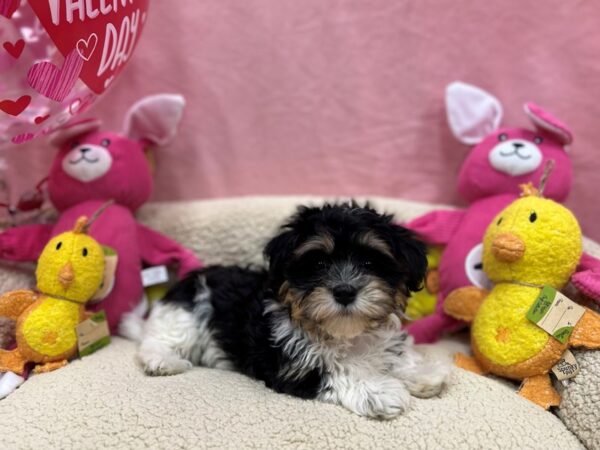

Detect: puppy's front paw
[139,352,193,376]
[326,376,411,420]
[403,361,450,399]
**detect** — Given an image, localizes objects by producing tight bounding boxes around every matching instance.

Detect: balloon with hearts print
[0,0,149,147]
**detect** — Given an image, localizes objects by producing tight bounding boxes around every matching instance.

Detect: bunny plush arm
[137,224,201,277]
[0,224,53,262]
[571,253,600,304]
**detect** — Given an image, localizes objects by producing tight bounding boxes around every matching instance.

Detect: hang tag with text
[76,311,111,357]
[551,349,580,381]
[526,286,585,344]
[141,266,169,287]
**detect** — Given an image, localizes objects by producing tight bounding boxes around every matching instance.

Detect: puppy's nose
[80,147,91,154]
[333,284,357,306]
[513,142,524,149]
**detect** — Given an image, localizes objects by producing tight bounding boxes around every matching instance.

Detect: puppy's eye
[497,217,503,226]
[529,211,537,223]
[316,260,328,268]
[101,139,110,147]
[534,136,543,144]
[498,133,508,142]
[361,260,372,267]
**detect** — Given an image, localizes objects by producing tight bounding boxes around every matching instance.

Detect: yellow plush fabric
[472,284,549,366]
[482,196,582,288]
[0,217,106,374]
[36,231,105,303]
[406,246,442,319]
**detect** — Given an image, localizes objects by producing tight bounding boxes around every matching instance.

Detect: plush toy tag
[551,349,580,381]
[91,246,119,303]
[526,286,585,344]
[76,311,111,357]
[141,266,169,287]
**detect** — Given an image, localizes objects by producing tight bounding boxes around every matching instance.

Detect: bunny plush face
[46,94,186,213]
[49,131,153,212]
[446,82,573,204]
[457,128,572,203]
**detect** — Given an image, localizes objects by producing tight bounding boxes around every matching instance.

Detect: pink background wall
[4,0,600,241]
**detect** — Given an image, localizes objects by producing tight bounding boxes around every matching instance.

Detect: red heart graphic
[76,34,98,61]
[34,114,50,125]
[0,0,19,19]
[27,50,83,102]
[11,133,35,144]
[3,39,24,59]
[0,95,31,116]
[28,0,149,95]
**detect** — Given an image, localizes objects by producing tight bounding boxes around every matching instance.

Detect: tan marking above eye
[294,233,335,256]
[357,231,394,259]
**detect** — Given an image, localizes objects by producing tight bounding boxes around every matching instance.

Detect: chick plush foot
[518,374,560,409]
[0,349,26,375]
[454,353,487,375]
[33,359,68,374]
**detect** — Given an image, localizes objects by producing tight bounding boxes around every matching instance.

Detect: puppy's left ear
[264,229,299,288]
[387,224,428,294]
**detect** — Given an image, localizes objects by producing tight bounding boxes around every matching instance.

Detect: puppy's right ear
[264,229,298,287]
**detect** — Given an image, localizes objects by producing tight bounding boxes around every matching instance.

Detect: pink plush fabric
[0,97,201,332]
[2,1,600,243]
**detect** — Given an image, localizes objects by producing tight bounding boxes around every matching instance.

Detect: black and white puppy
[122,203,449,419]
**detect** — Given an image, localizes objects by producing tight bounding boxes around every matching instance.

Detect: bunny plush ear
[446,81,503,145]
[49,118,102,148]
[123,94,186,146]
[524,103,573,145]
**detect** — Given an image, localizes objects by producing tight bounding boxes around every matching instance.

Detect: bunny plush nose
[513,142,525,149]
[80,147,91,154]
[58,262,75,289]
[492,233,525,263]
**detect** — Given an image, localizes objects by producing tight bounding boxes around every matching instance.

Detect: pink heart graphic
[76,34,98,61]
[11,133,35,144]
[0,0,19,19]
[27,50,83,102]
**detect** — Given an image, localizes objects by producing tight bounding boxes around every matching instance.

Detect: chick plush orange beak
[58,262,75,290]
[492,233,525,263]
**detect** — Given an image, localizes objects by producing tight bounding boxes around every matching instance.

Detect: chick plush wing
[0,290,38,320]
[443,286,488,323]
[569,309,600,348]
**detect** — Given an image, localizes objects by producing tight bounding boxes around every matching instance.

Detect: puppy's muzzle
[332,284,357,306]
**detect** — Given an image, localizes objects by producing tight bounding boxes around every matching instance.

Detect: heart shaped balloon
[0,0,149,147]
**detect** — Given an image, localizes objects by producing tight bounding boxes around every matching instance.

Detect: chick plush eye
[498,133,508,142]
[529,212,537,223]
[82,247,88,257]
[56,242,62,250]
[497,217,503,226]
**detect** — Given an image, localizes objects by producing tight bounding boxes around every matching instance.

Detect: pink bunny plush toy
[406,81,600,344]
[0,94,202,333]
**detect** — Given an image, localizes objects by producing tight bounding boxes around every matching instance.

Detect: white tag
[552,349,580,381]
[526,286,586,344]
[141,266,169,287]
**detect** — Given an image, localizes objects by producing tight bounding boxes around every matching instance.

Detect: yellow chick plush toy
[444,184,600,409]
[406,246,442,320]
[0,216,105,375]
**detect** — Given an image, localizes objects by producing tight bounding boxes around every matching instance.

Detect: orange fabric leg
[33,359,68,374]
[518,374,561,410]
[0,349,27,375]
[454,353,487,375]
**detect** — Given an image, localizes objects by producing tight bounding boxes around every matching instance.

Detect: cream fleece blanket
[0,196,596,449]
